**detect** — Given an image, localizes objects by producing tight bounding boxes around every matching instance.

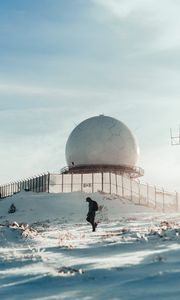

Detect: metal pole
[102,172,104,193]
[92,173,94,193]
[18,181,20,193]
[147,183,149,207]
[35,177,38,192]
[155,186,157,209]
[122,174,124,198]
[62,173,64,193]
[176,191,178,211]
[109,172,111,194]
[38,176,40,192]
[71,173,73,192]
[130,178,133,201]
[115,173,118,195]
[138,182,140,205]
[40,175,43,192]
[44,174,46,192]
[48,173,50,193]
[81,173,83,192]
[33,178,35,192]
[162,188,165,213]
[41,175,43,192]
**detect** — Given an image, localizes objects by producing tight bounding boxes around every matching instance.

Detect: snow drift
[1,191,180,300]
[0,191,155,225]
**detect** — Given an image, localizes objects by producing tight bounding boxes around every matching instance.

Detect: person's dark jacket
[87,199,97,215]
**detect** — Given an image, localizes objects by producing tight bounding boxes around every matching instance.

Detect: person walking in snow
[86,197,98,232]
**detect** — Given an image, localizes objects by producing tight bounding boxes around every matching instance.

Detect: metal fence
[0,172,179,213]
[49,173,178,212]
[0,173,49,198]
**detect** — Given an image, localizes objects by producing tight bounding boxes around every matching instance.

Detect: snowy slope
[0,191,155,225]
[1,191,180,300]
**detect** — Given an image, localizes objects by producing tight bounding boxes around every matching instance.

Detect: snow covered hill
[1,191,180,300]
[0,191,155,225]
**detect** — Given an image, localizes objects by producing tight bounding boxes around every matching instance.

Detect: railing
[0,171,179,213]
[49,172,178,213]
[60,164,144,178]
[0,173,50,198]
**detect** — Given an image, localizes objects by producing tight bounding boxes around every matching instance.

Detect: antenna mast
[170,125,180,145]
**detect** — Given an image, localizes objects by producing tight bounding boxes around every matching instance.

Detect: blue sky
[1,0,180,190]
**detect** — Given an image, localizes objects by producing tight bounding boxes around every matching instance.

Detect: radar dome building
[64,115,144,178]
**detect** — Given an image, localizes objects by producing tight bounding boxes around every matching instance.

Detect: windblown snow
[1,191,180,300]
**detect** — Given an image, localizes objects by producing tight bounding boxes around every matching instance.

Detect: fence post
[43,175,46,192]
[48,173,50,193]
[35,177,37,192]
[19,181,21,193]
[92,173,94,193]
[41,175,43,192]
[176,191,178,211]
[122,175,124,198]
[138,182,141,205]
[43,175,45,192]
[42,175,44,192]
[130,178,133,201]
[147,183,149,207]
[102,172,104,193]
[109,172,111,194]
[9,183,12,196]
[81,174,83,192]
[38,176,41,192]
[162,188,165,213]
[115,173,118,195]
[44,174,47,192]
[41,176,43,192]
[7,184,9,196]
[71,173,73,193]
[62,174,64,193]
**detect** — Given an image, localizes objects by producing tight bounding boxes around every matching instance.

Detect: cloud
[0,82,90,97]
[92,0,149,19]
[140,143,180,192]
[0,130,66,183]
[0,81,143,99]
[92,0,180,50]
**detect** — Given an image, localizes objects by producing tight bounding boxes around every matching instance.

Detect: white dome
[65,115,139,167]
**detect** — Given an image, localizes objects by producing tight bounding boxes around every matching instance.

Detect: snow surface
[1,191,180,300]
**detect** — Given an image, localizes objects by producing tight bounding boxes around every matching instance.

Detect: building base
[61,164,144,178]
